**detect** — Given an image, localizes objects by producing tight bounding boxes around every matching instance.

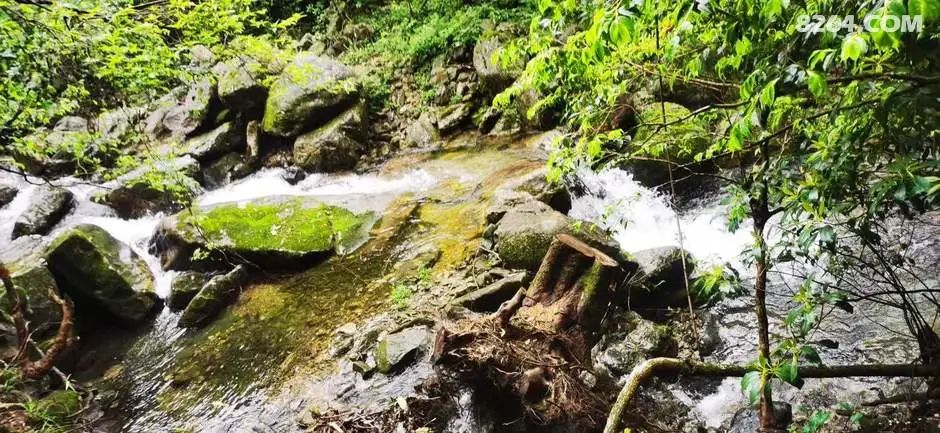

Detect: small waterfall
[568,166,751,268]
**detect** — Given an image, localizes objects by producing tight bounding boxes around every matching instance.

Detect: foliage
[503,0,940,424]
[691,264,741,302]
[390,282,413,309]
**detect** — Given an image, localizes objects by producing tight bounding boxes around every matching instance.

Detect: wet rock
[329,322,358,357]
[404,112,439,149]
[435,103,474,135]
[497,166,571,213]
[375,325,431,374]
[95,156,201,218]
[491,200,571,271]
[262,53,358,138]
[146,79,218,141]
[456,270,529,312]
[728,402,792,433]
[0,184,18,208]
[152,197,374,270]
[592,310,678,382]
[281,166,307,185]
[178,265,248,328]
[167,271,210,311]
[293,103,367,172]
[213,56,268,116]
[625,246,696,308]
[0,236,60,332]
[46,224,159,324]
[182,121,246,163]
[201,152,250,188]
[12,186,75,239]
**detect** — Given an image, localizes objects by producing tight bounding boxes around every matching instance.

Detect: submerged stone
[12,186,75,239]
[152,197,375,270]
[0,184,18,208]
[178,265,248,328]
[46,224,159,324]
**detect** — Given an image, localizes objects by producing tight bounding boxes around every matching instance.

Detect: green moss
[34,390,82,423]
[497,231,554,270]
[183,199,370,254]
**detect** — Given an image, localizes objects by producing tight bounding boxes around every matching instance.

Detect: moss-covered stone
[46,224,159,324]
[12,186,75,239]
[168,271,209,311]
[0,236,60,331]
[212,56,268,116]
[153,197,375,270]
[178,265,247,328]
[374,325,431,374]
[492,200,570,271]
[182,121,245,163]
[262,53,359,138]
[292,103,367,172]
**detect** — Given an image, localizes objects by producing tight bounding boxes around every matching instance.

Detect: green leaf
[741,371,762,406]
[840,34,868,62]
[802,346,823,365]
[806,70,828,99]
[776,358,799,384]
[910,0,940,23]
[760,79,778,108]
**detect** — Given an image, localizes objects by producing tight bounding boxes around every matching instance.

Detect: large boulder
[94,156,201,218]
[435,102,474,135]
[491,200,571,271]
[0,184,18,208]
[292,103,367,172]
[0,236,61,332]
[625,246,696,308]
[213,56,268,116]
[12,186,75,239]
[403,112,439,149]
[262,53,359,137]
[45,225,160,324]
[96,106,148,140]
[178,265,248,328]
[182,121,246,163]
[151,197,375,271]
[472,36,519,95]
[374,325,431,374]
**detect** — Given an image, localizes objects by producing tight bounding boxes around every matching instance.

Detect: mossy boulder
[491,200,571,271]
[152,197,375,270]
[46,224,160,324]
[178,265,247,328]
[212,56,269,116]
[167,271,210,311]
[374,325,431,374]
[292,103,367,172]
[94,156,201,218]
[12,186,75,239]
[624,246,696,309]
[262,53,359,138]
[0,236,61,332]
[592,310,678,382]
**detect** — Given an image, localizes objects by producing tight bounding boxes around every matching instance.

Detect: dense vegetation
[1,0,940,432]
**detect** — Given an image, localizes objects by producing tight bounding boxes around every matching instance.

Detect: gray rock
[435,103,474,135]
[188,44,216,67]
[167,271,210,311]
[403,112,439,148]
[281,167,306,185]
[456,270,528,312]
[178,265,248,328]
[53,116,89,133]
[375,325,431,374]
[626,246,696,308]
[146,79,217,141]
[46,224,160,324]
[592,310,678,381]
[0,184,18,208]
[183,121,246,163]
[292,103,367,172]
[96,106,147,139]
[492,200,571,271]
[472,37,518,94]
[213,56,268,115]
[95,156,201,218]
[262,53,358,137]
[0,236,60,332]
[12,186,75,239]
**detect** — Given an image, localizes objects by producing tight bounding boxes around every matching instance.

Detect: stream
[0,151,934,431]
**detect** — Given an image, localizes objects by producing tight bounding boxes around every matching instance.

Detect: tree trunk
[750,188,776,432]
[521,233,622,342]
[603,357,940,433]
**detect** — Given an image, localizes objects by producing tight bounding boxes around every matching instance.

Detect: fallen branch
[603,357,940,433]
[0,264,75,380]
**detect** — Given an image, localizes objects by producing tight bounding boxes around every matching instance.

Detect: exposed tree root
[603,357,940,433]
[1,264,76,380]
